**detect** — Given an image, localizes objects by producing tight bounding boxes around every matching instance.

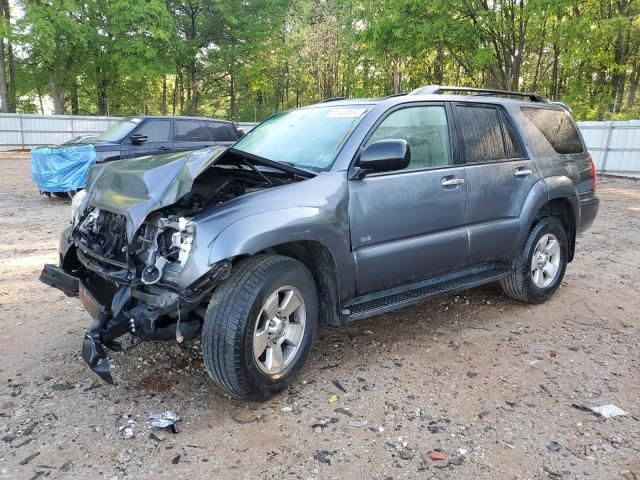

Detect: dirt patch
[1,156,639,479]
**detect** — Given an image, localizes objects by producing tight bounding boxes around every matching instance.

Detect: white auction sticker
[326,108,367,118]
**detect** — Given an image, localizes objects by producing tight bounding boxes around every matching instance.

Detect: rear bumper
[578,194,599,233]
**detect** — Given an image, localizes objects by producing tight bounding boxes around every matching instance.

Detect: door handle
[441,178,465,186]
[515,168,532,177]
[158,146,170,151]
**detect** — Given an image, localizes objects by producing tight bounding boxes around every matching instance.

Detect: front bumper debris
[40,264,79,296]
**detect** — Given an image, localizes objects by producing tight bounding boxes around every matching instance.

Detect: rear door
[173,119,214,152]
[454,103,540,264]
[121,118,173,158]
[349,103,469,295]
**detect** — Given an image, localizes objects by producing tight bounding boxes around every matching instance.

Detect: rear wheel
[202,255,317,400]
[501,217,568,304]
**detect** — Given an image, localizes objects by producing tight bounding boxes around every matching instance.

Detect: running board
[343,265,512,322]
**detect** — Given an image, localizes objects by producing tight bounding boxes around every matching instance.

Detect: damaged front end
[40,147,311,383]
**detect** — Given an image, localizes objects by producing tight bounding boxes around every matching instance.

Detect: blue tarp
[31,144,97,192]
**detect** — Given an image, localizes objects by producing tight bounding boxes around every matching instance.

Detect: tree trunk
[6,33,15,112]
[187,61,198,115]
[229,70,237,121]
[161,76,167,115]
[49,72,66,115]
[71,80,79,115]
[1,0,15,112]
[0,36,7,113]
[434,46,444,85]
[392,56,401,94]
[626,62,639,110]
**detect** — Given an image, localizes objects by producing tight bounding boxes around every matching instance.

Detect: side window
[133,120,171,143]
[206,121,237,142]
[365,106,451,170]
[522,107,583,154]
[174,120,209,141]
[456,105,506,163]
[499,110,525,158]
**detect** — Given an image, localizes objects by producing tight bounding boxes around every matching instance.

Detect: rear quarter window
[521,107,583,154]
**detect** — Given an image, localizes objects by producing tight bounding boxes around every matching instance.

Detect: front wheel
[501,217,568,304]
[202,255,318,400]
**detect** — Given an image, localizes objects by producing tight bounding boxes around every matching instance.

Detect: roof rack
[319,97,346,103]
[409,85,548,103]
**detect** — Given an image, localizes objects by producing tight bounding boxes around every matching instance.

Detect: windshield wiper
[228,148,316,178]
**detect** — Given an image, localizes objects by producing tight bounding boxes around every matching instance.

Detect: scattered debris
[148,411,180,433]
[601,443,615,453]
[327,394,338,403]
[149,432,165,442]
[369,425,384,433]
[171,454,181,464]
[280,406,293,413]
[332,379,347,393]
[19,452,40,465]
[428,450,446,461]
[540,384,552,396]
[118,418,136,439]
[449,455,465,466]
[590,404,628,418]
[314,450,332,464]
[52,383,75,391]
[547,441,562,453]
[334,407,352,417]
[349,419,367,428]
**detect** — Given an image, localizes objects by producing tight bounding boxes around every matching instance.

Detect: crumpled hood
[84,146,227,241]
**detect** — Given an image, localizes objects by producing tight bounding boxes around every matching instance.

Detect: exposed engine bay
[41,148,312,383]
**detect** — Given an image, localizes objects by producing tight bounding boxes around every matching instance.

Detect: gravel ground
[1,153,639,480]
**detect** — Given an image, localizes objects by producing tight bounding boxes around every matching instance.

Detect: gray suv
[41,86,599,400]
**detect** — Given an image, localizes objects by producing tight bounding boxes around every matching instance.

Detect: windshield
[233,105,371,170]
[93,117,142,143]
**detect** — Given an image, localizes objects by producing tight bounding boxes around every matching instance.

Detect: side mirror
[357,139,410,175]
[130,134,148,145]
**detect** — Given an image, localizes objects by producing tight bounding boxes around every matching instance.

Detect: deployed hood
[84,146,227,241]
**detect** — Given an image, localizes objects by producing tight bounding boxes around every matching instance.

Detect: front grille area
[74,209,129,264]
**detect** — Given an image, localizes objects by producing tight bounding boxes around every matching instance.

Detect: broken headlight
[70,189,87,225]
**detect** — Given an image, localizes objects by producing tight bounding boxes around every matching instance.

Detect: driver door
[349,103,469,295]
[121,119,173,159]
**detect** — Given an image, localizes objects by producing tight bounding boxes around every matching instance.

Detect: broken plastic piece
[590,404,628,418]
[148,411,181,430]
[81,334,113,384]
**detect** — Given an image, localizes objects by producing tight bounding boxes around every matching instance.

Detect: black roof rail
[409,85,548,103]
[319,96,346,103]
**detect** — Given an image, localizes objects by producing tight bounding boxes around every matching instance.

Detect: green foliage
[6,0,640,120]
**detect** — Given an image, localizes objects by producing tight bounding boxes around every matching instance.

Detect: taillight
[588,153,596,191]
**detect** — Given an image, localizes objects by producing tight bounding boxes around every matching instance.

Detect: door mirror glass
[358,139,411,173]
[130,134,148,145]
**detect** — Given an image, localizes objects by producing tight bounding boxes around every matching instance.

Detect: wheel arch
[517,177,580,262]
[208,209,351,325]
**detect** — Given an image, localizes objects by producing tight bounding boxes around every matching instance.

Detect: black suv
[41,86,599,399]
[31,116,243,196]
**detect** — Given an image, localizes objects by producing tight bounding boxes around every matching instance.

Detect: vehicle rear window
[456,105,525,162]
[206,121,238,142]
[522,107,583,154]
[133,119,171,143]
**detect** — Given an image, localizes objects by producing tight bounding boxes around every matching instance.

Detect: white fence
[0,113,258,151]
[577,120,640,174]
[0,114,638,174]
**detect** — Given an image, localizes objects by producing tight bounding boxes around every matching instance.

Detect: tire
[202,254,318,400]
[500,217,568,304]
[53,192,71,199]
